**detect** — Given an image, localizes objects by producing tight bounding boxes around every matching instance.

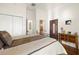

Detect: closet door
[13,17,23,36]
[0,15,13,35]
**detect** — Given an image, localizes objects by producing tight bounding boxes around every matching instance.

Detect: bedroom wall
[0,3,38,38]
[0,3,27,17]
[48,3,79,35]
[36,3,79,48]
[1,3,78,37]
[35,4,59,35]
[35,3,79,36]
[0,3,27,37]
[47,3,79,48]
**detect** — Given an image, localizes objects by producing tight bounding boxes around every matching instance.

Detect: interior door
[50,19,58,39]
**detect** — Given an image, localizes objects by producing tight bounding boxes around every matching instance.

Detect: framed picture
[65,20,71,25]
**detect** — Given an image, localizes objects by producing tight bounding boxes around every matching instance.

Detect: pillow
[0,31,12,47]
[0,39,3,49]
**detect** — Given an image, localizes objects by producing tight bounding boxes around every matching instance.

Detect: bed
[0,36,67,55]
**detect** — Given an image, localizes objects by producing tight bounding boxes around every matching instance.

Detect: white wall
[37,3,79,35]
[1,3,79,38]
[0,3,27,37]
[0,3,37,37]
[0,3,26,17]
[46,3,79,48]
[35,4,59,34]
[48,3,79,35]
[35,3,79,35]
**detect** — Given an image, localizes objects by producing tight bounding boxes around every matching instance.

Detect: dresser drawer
[68,36,76,43]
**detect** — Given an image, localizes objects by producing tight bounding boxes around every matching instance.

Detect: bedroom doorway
[39,20,44,35]
[50,19,58,40]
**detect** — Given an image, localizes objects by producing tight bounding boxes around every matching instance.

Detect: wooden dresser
[59,33,78,54]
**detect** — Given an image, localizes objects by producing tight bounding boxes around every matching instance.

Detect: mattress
[0,37,67,55]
